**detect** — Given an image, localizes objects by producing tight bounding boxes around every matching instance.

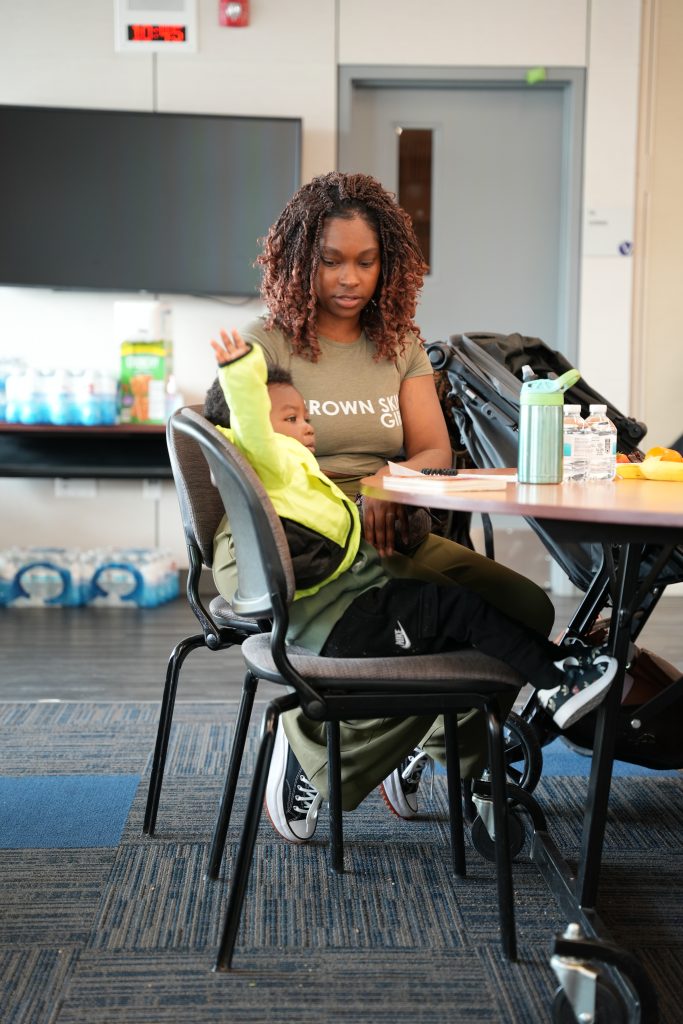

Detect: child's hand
[210,328,250,365]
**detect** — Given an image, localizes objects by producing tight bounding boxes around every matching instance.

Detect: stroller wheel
[470,810,526,862]
[552,979,628,1023]
[504,711,543,794]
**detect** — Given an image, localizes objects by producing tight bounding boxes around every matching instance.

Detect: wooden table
[362,468,683,539]
[362,468,682,1020]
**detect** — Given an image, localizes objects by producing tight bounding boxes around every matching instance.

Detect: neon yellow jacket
[216,343,362,599]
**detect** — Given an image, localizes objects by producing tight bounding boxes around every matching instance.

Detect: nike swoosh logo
[394,620,412,650]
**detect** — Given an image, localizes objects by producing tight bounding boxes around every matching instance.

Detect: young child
[205,327,619,843]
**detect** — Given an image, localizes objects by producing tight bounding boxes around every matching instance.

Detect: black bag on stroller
[428,331,683,770]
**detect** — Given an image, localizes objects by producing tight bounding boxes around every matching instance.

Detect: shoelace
[401,749,435,798]
[294,774,323,825]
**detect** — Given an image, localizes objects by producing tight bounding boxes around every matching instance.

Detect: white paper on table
[387,461,515,485]
[382,475,509,493]
[387,461,422,476]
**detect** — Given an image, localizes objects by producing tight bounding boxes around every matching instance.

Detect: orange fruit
[646,446,683,462]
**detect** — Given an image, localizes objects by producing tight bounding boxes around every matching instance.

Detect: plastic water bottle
[46,369,73,425]
[585,404,617,481]
[97,373,119,425]
[562,405,589,482]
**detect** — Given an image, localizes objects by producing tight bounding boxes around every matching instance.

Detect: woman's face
[313,213,381,339]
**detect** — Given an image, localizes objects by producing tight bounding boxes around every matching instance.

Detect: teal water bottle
[518,369,581,483]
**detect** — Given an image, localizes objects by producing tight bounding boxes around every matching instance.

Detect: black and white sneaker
[265,721,322,843]
[379,748,433,820]
[537,649,619,731]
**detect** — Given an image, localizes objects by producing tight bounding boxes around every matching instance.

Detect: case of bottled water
[0,547,179,607]
[2,368,119,426]
[0,547,83,606]
[82,548,179,607]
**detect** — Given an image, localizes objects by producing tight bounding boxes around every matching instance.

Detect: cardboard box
[118,340,172,424]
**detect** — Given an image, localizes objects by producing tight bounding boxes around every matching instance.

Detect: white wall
[0,0,642,566]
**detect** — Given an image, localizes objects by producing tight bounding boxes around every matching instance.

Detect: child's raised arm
[210,327,251,366]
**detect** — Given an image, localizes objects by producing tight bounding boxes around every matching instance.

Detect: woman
[211,171,555,839]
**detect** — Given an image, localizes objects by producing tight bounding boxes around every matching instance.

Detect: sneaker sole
[378,777,417,820]
[553,657,618,731]
[264,723,307,844]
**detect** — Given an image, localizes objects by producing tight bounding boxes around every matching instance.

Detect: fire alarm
[219,1,249,27]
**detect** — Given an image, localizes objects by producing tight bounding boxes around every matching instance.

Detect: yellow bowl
[616,457,683,481]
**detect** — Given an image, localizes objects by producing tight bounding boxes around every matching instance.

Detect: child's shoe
[537,649,619,730]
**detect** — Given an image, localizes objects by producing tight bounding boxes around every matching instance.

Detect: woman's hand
[210,327,250,365]
[361,495,410,557]
[361,374,451,556]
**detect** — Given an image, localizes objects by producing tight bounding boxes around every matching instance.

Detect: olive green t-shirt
[241,318,434,480]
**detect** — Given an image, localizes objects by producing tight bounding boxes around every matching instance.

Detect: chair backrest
[172,408,296,620]
[167,404,226,569]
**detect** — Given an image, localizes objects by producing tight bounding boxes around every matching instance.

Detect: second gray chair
[142,405,264,836]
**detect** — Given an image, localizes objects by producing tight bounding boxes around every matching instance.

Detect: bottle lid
[589,404,607,413]
[520,368,581,406]
[564,405,581,413]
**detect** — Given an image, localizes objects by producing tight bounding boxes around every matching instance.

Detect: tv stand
[0,423,171,479]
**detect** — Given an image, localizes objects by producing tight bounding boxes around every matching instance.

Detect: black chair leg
[143,633,205,835]
[214,692,299,972]
[444,712,466,877]
[206,671,258,880]
[486,702,517,962]
[327,720,344,874]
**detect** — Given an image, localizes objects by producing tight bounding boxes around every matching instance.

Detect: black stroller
[428,331,683,777]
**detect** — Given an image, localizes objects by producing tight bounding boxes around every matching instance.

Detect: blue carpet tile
[534,738,680,777]
[0,775,140,849]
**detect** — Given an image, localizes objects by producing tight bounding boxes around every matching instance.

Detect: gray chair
[142,405,264,836]
[172,408,524,970]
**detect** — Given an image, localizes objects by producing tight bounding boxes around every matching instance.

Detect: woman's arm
[362,373,452,556]
[397,373,452,469]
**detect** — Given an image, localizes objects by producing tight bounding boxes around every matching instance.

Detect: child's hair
[204,363,294,428]
[256,171,429,363]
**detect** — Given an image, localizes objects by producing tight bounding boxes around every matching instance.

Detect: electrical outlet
[54,478,97,499]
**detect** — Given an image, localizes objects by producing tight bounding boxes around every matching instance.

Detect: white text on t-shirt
[306,393,402,430]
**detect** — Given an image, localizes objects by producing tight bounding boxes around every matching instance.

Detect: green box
[119,341,172,424]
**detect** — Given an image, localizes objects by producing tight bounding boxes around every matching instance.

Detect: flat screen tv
[0,104,301,297]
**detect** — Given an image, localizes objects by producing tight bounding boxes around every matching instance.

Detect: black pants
[322,579,562,690]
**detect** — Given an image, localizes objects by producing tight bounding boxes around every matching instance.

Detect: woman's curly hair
[257,171,429,362]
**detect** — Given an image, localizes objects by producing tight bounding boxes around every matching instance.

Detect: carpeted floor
[1,701,681,1023]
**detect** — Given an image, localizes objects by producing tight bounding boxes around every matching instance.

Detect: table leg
[576,541,641,907]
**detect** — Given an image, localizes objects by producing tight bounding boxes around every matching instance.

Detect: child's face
[268,383,316,453]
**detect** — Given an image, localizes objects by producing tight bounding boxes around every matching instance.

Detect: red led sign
[127,24,187,43]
